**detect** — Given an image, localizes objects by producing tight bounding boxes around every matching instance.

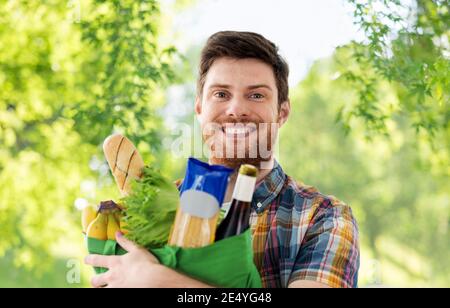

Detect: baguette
[103,133,145,196]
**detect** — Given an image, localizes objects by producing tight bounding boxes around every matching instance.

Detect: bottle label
[180,189,220,219]
[180,157,233,207]
[232,174,257,202]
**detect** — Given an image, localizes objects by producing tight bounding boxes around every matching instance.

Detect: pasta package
[168,157,233,248]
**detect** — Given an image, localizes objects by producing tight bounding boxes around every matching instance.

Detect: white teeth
[225,127,247,134]
[222,125,256,136]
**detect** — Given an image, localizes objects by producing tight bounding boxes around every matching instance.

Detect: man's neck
[209,157,275,203]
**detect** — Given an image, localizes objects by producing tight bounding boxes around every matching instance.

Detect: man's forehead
[204,58,276,90]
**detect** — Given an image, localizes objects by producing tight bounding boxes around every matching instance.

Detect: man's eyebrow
[207,83,232,90]
[207,84,273,91]
[247,84,273,91]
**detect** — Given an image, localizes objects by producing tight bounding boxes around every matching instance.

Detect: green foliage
[340,0,449,139]
[74,0,179,147]
[121,165,178,249]
[0,252,88,288]
[0,0,177,279]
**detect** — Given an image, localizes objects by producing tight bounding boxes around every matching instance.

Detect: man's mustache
[205,118,275,127]
[215,119,263,125]
[202,121,279,133]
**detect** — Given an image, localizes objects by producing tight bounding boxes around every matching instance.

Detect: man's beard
[202,121,279,170]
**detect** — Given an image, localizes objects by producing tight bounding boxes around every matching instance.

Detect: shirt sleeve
[288,200,360,288]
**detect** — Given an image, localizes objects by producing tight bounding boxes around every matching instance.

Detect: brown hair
[197,31,289,107]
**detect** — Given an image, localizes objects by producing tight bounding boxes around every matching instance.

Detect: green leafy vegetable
[120,166,179,249]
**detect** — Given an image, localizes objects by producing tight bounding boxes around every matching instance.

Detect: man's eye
[250,93,265,100]
[214,92,228,99]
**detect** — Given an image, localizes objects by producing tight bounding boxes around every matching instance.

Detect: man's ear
[278,100,291,127]
[195,96,202,117]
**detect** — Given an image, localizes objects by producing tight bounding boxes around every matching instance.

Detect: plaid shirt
[246,160,359,288]
[176,160,360,288]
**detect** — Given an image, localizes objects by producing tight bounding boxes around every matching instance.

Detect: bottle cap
[238,164,258,177]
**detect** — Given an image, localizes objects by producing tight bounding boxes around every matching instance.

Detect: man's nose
[225,97,249,119]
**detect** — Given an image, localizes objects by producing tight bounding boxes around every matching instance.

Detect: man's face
[195,57,290,169]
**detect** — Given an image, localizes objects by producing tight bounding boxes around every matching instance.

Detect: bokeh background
[0,0,448,287]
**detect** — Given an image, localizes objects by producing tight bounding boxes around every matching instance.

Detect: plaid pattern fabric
[248,161,359,288]
[175,160,360,288]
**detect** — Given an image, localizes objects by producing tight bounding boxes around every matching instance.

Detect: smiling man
[85,31,360,288]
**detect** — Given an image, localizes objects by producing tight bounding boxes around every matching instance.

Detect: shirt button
[257,202,262,208]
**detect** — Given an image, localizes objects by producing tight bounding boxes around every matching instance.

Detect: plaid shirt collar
[251,160,286,214]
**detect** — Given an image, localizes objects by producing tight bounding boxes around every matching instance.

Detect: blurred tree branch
[339,0,449,140]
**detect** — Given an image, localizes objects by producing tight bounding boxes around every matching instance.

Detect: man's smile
[221,123,258,139]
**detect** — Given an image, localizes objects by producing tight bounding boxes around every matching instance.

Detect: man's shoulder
[281,174,353,217]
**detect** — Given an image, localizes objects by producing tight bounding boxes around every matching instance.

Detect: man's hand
[85,232,213,288]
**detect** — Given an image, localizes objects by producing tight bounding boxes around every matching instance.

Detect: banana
[113,211,122,225]
[113,210,129,235]
[86,213,108,240]
[107,213,120,240]
[82,205,98,234]
[84,200,125,240]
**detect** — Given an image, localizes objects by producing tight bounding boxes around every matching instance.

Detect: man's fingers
[91,272,110,288]
[115,231,138,252]
[85,254,118,268]
[115,232,159,263]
